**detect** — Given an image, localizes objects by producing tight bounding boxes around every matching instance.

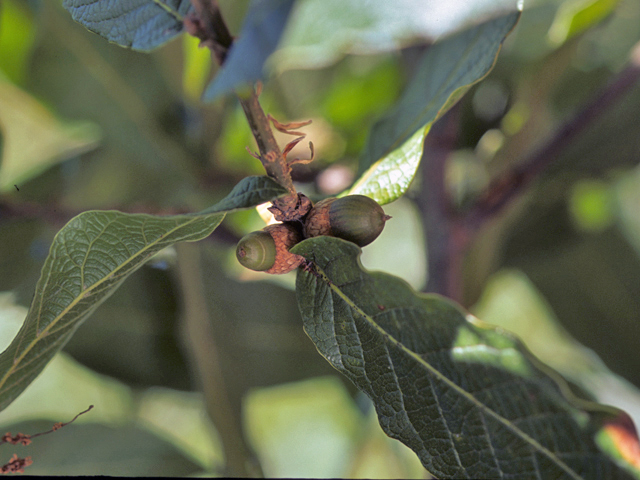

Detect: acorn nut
[303,194,390,247]
[236,223,304,274]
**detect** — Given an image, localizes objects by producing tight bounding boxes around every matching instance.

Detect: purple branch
[415,107,465,300]
[467,59,640,227]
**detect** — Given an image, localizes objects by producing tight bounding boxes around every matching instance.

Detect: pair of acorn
[236,195,390,274]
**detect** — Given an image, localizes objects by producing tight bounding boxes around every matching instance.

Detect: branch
[466,54,640,227]
[186,0,232,64]
[187,0,296,194]
[175,243,262,477]
[238,92,296,193]
[415,106,466,301]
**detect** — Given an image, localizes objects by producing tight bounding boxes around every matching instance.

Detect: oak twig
[1,405,94,474]
[415,106,466,301]
[466,57,640,227]
[175,243,262,478]
[187,0,298,196]
[186,0,233,64]
[237,93,297,194]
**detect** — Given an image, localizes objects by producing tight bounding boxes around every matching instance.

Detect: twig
[186,0,233,64]
[187,0,297,195]
[1,405,94,447]
[415,106,465,301]
[174,243,262,477]
[30,405,94,439]
[238,92,296,193]
[1,405,94,474]
[466,58,640,227]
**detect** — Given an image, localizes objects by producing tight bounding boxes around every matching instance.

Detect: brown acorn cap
[303,197,336,239]
[303,195,390,247]
[263,223,304,274]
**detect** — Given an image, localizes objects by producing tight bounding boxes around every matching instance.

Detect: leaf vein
[317,263,583,480]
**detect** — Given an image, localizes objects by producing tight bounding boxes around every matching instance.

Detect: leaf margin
[292,235,639,479]
[0,176,287,412]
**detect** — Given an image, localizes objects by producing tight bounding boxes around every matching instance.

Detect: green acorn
[236,223,304,274]
[303,195,390,247]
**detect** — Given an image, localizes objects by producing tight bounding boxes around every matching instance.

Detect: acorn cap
[236,223,304,274]
[262,223,305,274]
[302,197,335,239]
[303,195,389,247]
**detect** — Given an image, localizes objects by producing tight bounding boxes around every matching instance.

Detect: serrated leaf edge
[307,254,583,480]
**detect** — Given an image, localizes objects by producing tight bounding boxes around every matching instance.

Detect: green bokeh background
[1,0,639,476]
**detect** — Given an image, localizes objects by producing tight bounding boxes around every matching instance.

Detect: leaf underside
[62,0,193,51]
[350,11,521,205]
[292,236,636,479]
[203,0,295,101]
[273,0,523,71]
[0,176,287,412]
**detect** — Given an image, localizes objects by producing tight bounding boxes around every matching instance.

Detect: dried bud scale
[268,193,313,222]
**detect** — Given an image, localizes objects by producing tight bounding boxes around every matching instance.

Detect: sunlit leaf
[62,0,193,51]
[350,12,520,204]
[0,176,287,412]
[293,236,640,479]
[548,0,619,47]
[473,269,640,429]
[0,77,100,193]
[0,0,37,84]
[203,0,295,101]
[349,127,427,204]
[273,0,522,71]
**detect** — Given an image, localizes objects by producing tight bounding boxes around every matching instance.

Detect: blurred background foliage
[0,0,639,476]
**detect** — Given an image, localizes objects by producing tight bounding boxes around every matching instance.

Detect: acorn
[303,194,390,247]
[236,223,304,274]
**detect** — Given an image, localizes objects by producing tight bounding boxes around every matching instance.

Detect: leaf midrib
[152,0,185,21]
[313,264,582,480]
[371,21,490,164]
[0,213,214,393]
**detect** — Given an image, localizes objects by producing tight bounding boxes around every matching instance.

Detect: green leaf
[0,0,37,84]
[272,0,522,71]
[473,269,640,427]
[61,267,192,391]
[62,0,193,52]
[350,12,520,205]
[203,0,295,101]
[0,76,100,192]
[0,176,287,413]
[349,126,428,204]
[548,0,619,47]
[292,236,639,479]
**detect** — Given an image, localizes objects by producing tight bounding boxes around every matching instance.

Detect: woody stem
[188,0,296,194]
